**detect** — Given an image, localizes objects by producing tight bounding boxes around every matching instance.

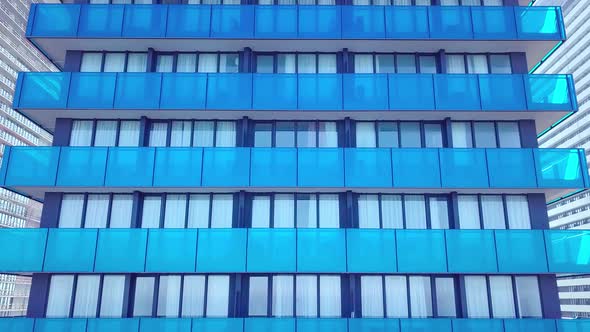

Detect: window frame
[351,52,440,74]
[153,52,241,73]
[79,51,149,72]
[445,53,513,74]
[253,52,341,74]
[354,120,447,148]
[146,119,238,147]
[450,120,522,148]
[58,193,134,229]
[250,120,343,148]
[456,193,532,230]
[69,119,141,147]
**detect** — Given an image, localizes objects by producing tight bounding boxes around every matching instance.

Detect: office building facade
[0,0,589,331]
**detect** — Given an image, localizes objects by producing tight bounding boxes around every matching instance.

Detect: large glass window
[255,53,337,73]
[58,194,133,228]
[253,121,338,147]
[46,275,75,318]
[147,120,237,147]
[70,120,140,147]
[446,54,512,74]
[155,53,239,73]
[80,52,148,72]
[353,54,438,73]
[451,121,521,148]
[258,0,336,4]
[250,194,341,228]
[457,194,531,229]
[356,121,443,148]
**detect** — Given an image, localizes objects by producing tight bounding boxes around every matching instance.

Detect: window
[451,121,521,148]
[70,120,140,147]
[90,0,154,3]
[298,275,341,317]
[80,52,148,72]
[457,194,531,229]
[353,54,438,73]
[147,120,237,147]
[250,194,341,228]
[441,0,504,5]
[255,53,337,73]
[446,54,512,74]
[356,121,443,148]
[73,276,100,318]
[253,121,339,147]
[58,194,133,228]
[189,0,242,4]
[154,53,239,73]
[258,0,336,4]
[46,275,74,318]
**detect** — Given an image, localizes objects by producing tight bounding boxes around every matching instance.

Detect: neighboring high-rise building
[0,0,55,317]
[0,1,590,330]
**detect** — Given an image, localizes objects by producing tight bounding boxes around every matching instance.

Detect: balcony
[0,228,589,274]
[13,72,577,133]
[26,4,564,69]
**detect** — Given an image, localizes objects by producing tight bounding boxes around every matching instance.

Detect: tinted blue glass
[396,230,447,273]
[44,229,97,272]
[298,74,342,110]
[34,319,86,332]
[0,146,8,185]
[192,319,244,332]
[434,75,481,110]
[166,5,211,38]
[153,148,202,187]
[207,74,253,110]
[202,148,250,187]
[245,318,295,332]
[139,318,191,332]
[297,229,346,272]
[452,319,504,332]
[495,230,548,273]
[78,5,124,37]
[68,73,116,109]
[429,7,473,39]
[525,75,575,111]
[439,149,489,188]
[17,73,70,109]
[0,229,47,272]
[105,148,155,187]
[57,147,108,187]
[515,7,563,40]
[349,319,399,332]
[87,319,140,332]
[385,7,429,39]
[197,229,247,272]
[343,74,389,110]
[391,149,441,188]
[298,6,341,39]
[345,149,392,188]
[388,75,435,110]
[0,318,33,332]
[160,74,207,109]
[347,229,396,273]
[545,230,590,273]
[211,5,254,38]
[296,319,347,332]
[31,5,79,37]
[255,6,297,38]
[400,319,452,332]
[297,148,344,187]
[471,7,517,39]
[252,74,297,110]
[5,147,59,186]
[479,75,527,110]
[114,73,162,109]
[446,230,497,273]
[247,229,296,272]
[95,229,147,273]
[534,149,585,188]
[146,229,198,272]
[556,319,590,332]
[486,149,537,188]
[250,148,297,187]
[341,7,385,39]
[122,5,167,37]
[504,319,556,332]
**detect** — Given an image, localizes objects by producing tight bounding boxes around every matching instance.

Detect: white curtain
[354,54,374,74]
[489,276,516,318]
[462,0,481,6]
[358,195,380,229]
[409,276,432,318]
[156,55,174,73]
[296,275,317,317]
[318,54,337,73]
[80,53,103,72]
[429,197,450,229]
[405,195,427,229]
[397,54,417,74]
[149,122,168,147]
[415,0,431,5]
[94,121,117,147]
[385,276,408,318]
[297,54,316,74]
[319,276,341,317]
[59,194,84,228]
[515,276,542,318]
[318,122,338,147]
[73,275,100,318]
[109,195,133,228]
[319,194,340,228]
[126,53,148,72]
[297,195,317,228]
[252,196,271,228]
[188,194,210,228]
[361,276,384,317]
[381,195,403,229]
[451,122,473,148]
[141,196,162,228]
[464,276,490,318]
[481,195,506,229]
[393,0,411,5]
[497,122,521,148]
[474,122,497,148]
[118,121,140,147]
[219,54,239,73]
[100,275,126,318]
[182,275,206,317]
[435,278,456,317]
[399,122,421,148]
[248,277,268,316]
[446,55,466,74]
[483,0,503,5]
[103,53,126,72]
[211,194,233,228]
[458,195,481,229]
[353,0,371,5]
[164,194,187,228]
[319,0,336,2]
[273,275,294,317]
[206,275,230,317]
[356,122,377,148]
[490,55,512,74]
[171,121,192,147]
[84,194,109,228]
[277,54,296,74]
[70,120,93,146]
[377,122,399,148]
[506,196,531,229]
[440,0,460,5]
[376,54,395,73]
[274,194,295,228]
[46,275,74,318]
[215,121,236,147]
[177,54,197,73]
[424,124,443,148]
[198,54,218,73]
[297,122,316,147]
[133,277,155,317]
[157,275,182,317]
[467,55,489,74]
[193,121,215,147]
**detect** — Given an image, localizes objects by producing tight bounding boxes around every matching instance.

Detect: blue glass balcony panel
[534,149,586,188]
[391,149,441,188]
[34,319,87,332]
[122,5,167,38]
[525,75,575,111]
[341,6,385,39]
[30,5,79,37]
[343,74,389,110]
[0,318,34,332]
[197,229,247,272]
[349,319,399,332]
[153,148,202,187]
[495,230,548,273]
[254,6,297,39]
[515,7,563,40]
[0,229,47,273]
[87,319,140,332]
[471,7,517,39]
[247,229,296,272]
[504,319,556,332]
[396,230,447,273]
[56,147,108,187]
[400,319,452,332]
[245,318,295,332]
[250,148,297,187]
[428,7,473,40]
[556,320,590,332]
[384,7,429,39]
[298,6,341,39]
[434,75,481,111]
[207,74,252,110]
[160,74,207,109]
[166,5,211,38]
[68,73,116,109]
[298,74,343,110]
[192,318,244,332]
[5,147,59,187]
[486,149,537,188]
[346,229,396,273]
[545,230,590,273]
[345,149,392,188]
[114,73,162,109]
[252,74,297,110]
[297,148,344,187]
[452,319,504,332]
[202,148,250,187]
[105,148,155,187]
[44,229,97,272]
[388,74,435,110]
[16,72,70,109]
[296,319,347,332]
[297,229,346,273]
[78,5,124,37]
[146,229,198,272]
[210,5,254,38]
[446,230,498,273]
[94,229,147,273]
[140,318,191,332]
[439,149,489,188]
[479,75,527,111]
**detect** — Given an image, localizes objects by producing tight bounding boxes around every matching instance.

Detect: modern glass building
[0,0,589,331]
